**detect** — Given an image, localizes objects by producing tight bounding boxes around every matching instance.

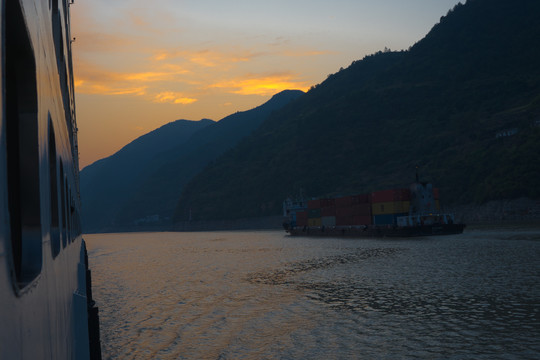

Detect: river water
[85,227,540,359]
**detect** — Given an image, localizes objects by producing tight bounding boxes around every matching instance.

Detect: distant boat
[0,1,101,359]
[283,180,465,238]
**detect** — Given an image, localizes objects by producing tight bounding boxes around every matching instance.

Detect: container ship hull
[285,223,465,238]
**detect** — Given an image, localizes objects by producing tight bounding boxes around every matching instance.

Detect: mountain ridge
[81,90,304,232]
[113,89,304,228]
[173,0,540,223]
[81,118,215,232]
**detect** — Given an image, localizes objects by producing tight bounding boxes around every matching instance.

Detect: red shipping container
[335,196,354,207]
[394,188,411,201]
[296,211,308,226]
[321,198,335,208]
[371,189,392,203]
[321,206,336,216]
[336,206,354,217]
[336,216,353,226]
[351,215,372,225]
[371,188,411,203]
[308,199,322,209]
[352,193,370,204]
[369,191,381,203]
[351,203,371,216]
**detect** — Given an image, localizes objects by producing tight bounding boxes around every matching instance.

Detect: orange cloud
[74,62,147,96]
[152,49,263,67]
[73,36,319,106]
[75,79,147,96]
[154,92,198,105]
[74,59,193,101]
[151,47,328,67]
[125,72,177,82]
[210,73,310,96]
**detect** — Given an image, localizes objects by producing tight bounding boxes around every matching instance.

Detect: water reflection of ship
[0,1,101,359]
[283,180,465,238]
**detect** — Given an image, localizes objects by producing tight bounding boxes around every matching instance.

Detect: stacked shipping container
[434,188,440,210]
[370,188,411,225]
[295,210,308,227]
[335,196,372,225]
[296,193,373,227]
[287,184,441,228]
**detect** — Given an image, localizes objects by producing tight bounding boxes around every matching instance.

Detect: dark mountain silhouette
[173,0,540,223]
[81,119,214,232]
[81,90,304,232]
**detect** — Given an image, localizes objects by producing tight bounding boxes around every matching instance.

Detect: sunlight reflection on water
[86,229,540,359]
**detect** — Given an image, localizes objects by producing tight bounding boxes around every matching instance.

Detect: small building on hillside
[496,128,518,139]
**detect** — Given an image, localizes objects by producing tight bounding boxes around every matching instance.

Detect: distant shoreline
[172,215,284,232]
[84,198,540,234]
[171,198,540,232]
[447,197,540,225]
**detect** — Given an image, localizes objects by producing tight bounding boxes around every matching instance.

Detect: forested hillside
[113,90,304,228]
[81,90,303,232]
[174,0,540,223]
[81,119,214,232]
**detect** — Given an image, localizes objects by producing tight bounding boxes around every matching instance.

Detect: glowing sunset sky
[72,0,461,169]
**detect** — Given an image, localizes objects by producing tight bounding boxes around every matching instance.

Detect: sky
[72,0,461,169]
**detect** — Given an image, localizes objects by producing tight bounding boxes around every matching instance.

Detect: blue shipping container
[373,213,408,225]
[308,208,322,218]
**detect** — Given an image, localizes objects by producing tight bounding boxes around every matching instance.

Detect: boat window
[49,117,61,257]
[60,162,68,248]
[65,178,71,244]
[5,0,43,286]
[52,0,72,134]
[52,0,64,70]
[70,195,77,240]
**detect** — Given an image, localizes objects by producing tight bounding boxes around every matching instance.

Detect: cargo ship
[283,181,465,237]
[1,1,101,359]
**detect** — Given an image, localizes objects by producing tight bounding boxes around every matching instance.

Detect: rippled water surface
[85,228,540,359]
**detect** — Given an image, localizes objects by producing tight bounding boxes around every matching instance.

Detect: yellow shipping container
[308,218,322,227]
[372,201,410,215]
